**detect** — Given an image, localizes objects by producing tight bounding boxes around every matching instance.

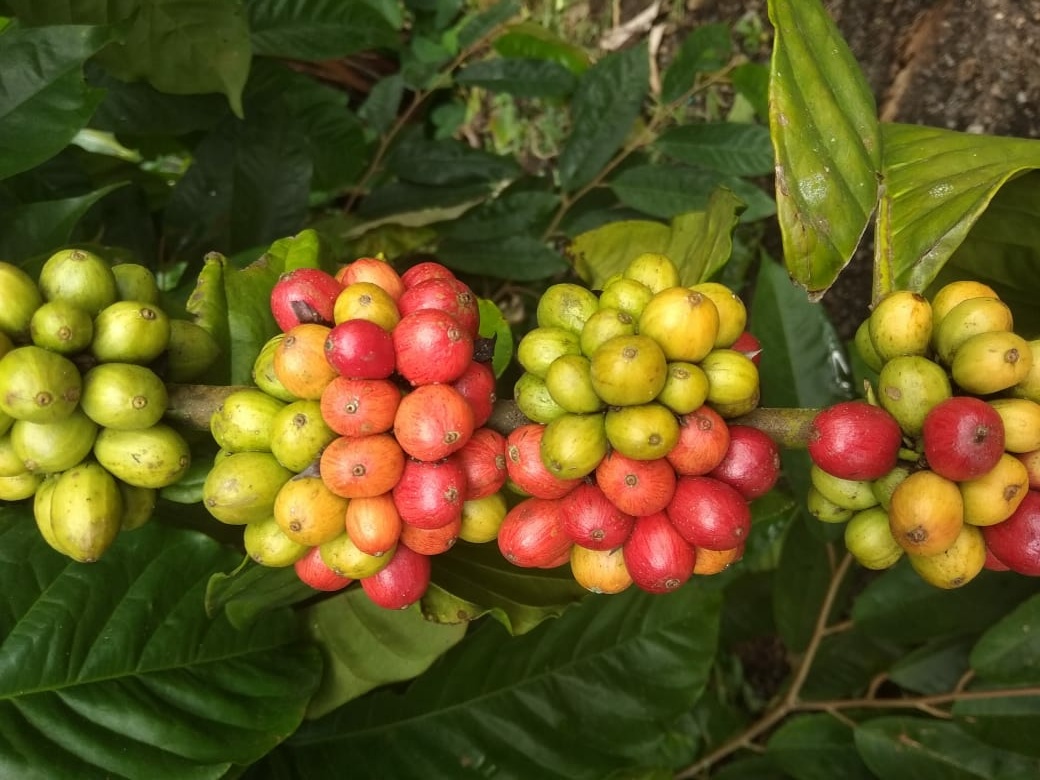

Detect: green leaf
[559,43,649,192]
[610,163,728,218]
[661,23,731,104]
[492,21,590,75]
[248,0,398,60]
[478,298,514,378]
[359,73,404,135]
[0,506,321,778]
[0,182,126,261]
[439,185,558,241]
[13,0,253,117]
[456,57,578,97]
[206,558,317,629]
[570,190,745,289]
[772,513,832,653]
[428,541,587,634]
[387,138,520,185]
[265,585,722,778]
[456,0,520,50]
[224,252,283,385]
[750,258,852,501]
[953,690,1040,758]
[935,171,1040,338]
[163,114,312,265]
[877,123,1040,295]
[655,123,774,177]
[358,180,491,221]
[303,588,467,719]
[89,67,227,137]
[712,755,788,780]
[246,60,368,192]
[767,714,874,780]
[854,716,1040,779]
[731,62,769,121]
[767,0,881,297]
[437,234,569,282]
[852,561,1039,644]
[888,635,974,695]
[0,23,114,180]
[668,188,746,283]
[970,593,1040,684]
[800,625,904,700]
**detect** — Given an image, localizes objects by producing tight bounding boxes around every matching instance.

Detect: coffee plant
[2,0,1040,777]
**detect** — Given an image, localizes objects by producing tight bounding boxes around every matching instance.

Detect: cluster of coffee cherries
[0,252,217,561]
[506,253,778,594]
[201,258,508,610]
[807,280,1040,588]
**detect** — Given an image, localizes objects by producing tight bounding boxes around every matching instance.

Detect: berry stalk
[166,384,819,450]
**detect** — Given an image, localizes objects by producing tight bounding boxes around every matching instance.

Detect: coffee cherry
[807,401,901,481]
[922,396,1004,481]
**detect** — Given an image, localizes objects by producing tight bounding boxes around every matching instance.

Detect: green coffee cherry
[38,249,118,316]
[91,300,170,364]
[540,412,608,479]
[11,409,98,473]
[50,461,123,562]
[29,300,94,354]
[81,363,168,430]
[868,291,932,362]
[166,320,221,382]
[210,388,286,452]
[0,346,82,423]
[536,283,599,334]
[112,263,160,304]
[202,451,293,525]
[0,262,43,340]
[94,424,191,489]
[877,356,951,437]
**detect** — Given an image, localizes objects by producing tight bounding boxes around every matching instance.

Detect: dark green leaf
[935,171,1040,338]
[437,234,568,282]
[0,182,125,261]
[359,73,404,135]
[440,187,558,241]
[656,123,774,177]
[206,558,317,629]
[970,593,1040,684]
[224,252,283,385]
[428,541,587,634]
[889,635,974,695]
[492,21,590,74]
[773,513,833,652]
[661,23,731,104]
[750,258,852,500]
[767,714,874,780]
[559,43,649,192]
[731,62,769,121]
[13,0,253,117]
[163,114,312,264]
[800,625,904,700]
[266,586,722,779]
[456,0,520,50]
[387,138,520,185]
[725,177,777,222]
[246,61,368,191]
[953,690,1040,758]
[0,23,113,180]
[0,506,321,778]
[768,0,881,297]
[456,57,578,97]
[879,123,1040,294]
[854,716,1040,779]
[303,588,467,719]
[358,180,492,220]
[712,755,788,780]
[852,562,1039,644]
[248,0,398,60]
[477,298,514,378]
[89,65,228,137]
[610,163,728,218]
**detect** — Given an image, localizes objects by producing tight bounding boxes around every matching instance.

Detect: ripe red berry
[710,425,781,500]
[622,513,696,594]
[392,309,473,385]
[360,545,431,609]
[324,319,395,379]
[922,396,1005,481]
[270,268,342,332]
[807,400,902,481]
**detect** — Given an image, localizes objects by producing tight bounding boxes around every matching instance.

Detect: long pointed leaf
[0,182,126,261]
[0,507,321,778]
[265,586,722,779]
[558,44,649,192]
[876,122,1040,295]
[767,0,880,297]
